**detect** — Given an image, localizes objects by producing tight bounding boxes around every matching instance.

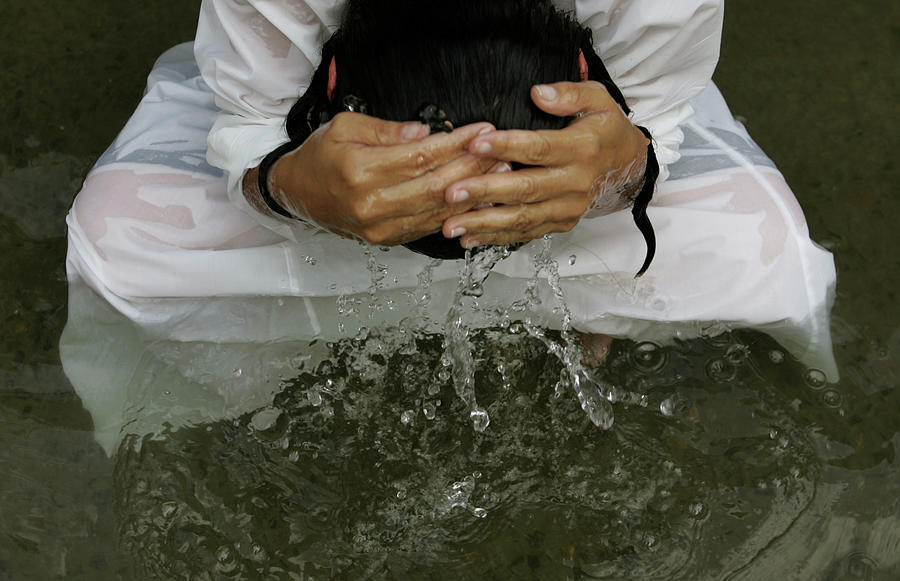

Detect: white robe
[61,1,838,453]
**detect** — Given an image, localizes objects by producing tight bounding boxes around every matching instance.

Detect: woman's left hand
[441,81,650,248]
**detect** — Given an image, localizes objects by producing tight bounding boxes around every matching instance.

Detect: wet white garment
[61,4,838,452]
[194,0,725,239]
[65,42,836,373]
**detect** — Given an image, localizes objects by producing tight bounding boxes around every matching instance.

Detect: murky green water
[2,1,898,579]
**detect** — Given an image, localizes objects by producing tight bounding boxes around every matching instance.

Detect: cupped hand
[441,81,650,249]
[266,112,497,245]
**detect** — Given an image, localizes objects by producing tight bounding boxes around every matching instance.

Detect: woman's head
[286,0,646,262]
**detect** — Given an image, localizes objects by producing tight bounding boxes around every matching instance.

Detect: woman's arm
[195,0,341,240]
[195,0,499,244]
[441,0,725,248]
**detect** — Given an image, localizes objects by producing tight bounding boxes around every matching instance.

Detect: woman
[63,0,837,452]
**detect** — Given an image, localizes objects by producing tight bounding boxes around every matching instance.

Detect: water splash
[442,247,510,431]
[363,243,389,317]
[112,330,824,581]
[515,236,617,430]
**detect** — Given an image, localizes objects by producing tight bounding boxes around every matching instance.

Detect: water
[2,0,899,579]
[105,329,874,580]
[106,332,747,577]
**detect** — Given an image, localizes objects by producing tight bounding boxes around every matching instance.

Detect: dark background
[0,1,897,578]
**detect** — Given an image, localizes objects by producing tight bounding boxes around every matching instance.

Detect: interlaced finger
[467,119,608,168]
[348,122,495,186]
[359,153,499,225]
[444,194,588,243]
[446,165,583,207]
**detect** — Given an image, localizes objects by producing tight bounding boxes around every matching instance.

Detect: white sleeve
[576,0,724,181]
[194,0,344,239]
[195,0,722,239]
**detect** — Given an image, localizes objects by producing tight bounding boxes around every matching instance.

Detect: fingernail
[450,189,470,203]
[449,227,467,238]
[473,141,492,154]
[535,84,558,102]
[496,162,512,173]
[477,125,494,136]
[463,238,481,249]
[401,122,427,140]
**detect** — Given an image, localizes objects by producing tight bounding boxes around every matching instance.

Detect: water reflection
[111,328,832,579]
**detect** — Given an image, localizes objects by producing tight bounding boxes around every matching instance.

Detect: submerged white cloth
[194,0,725,240]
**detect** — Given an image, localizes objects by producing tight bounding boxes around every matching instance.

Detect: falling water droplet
[400,410,415,425]
[470,408,490,432]
[631,342,667,373]
[659,397,676,417]
[706,358,736,382]
[726,344,750,364]
[423,401,437,420]
[232,367,243,378]
[768,350,785,364]
[307,390,323,407]
[688,502,708,520]
[161,502,178,518]
[822,389,843,408]
[804,369,827,390]
[568,254,577,266]
[576,383,614,429]
[473,507,488,519]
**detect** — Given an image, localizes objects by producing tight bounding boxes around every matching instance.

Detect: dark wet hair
[285,0,655,270]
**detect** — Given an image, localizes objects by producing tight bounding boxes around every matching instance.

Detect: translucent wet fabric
[62,0,837,453]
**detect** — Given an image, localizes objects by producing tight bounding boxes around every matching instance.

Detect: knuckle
[349,192,379,224]
[515,174,539,202]
[510,207,533,231]
[413,146,437,172]
[366,229,390,246]
[371,126,389,146]
[423,175,448,200]
[329,112,352,133]
[339,161,367,189]
[358,227,379,245]
[588,129,607,155]
[525,135,553,164]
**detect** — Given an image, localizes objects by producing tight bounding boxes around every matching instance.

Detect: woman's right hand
[254,112,498,246]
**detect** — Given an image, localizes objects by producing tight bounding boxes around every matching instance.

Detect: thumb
[530,80,615,117]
